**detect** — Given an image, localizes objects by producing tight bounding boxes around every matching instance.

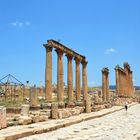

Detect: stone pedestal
[21,105,29,116]
[85,98,91,113]
[30,85,38,107]
[0,106,7,129]
[51,103,58,119]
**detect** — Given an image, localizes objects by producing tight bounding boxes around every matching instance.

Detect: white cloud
[10,21,31,27]
[105,48,116,54]
[11,22,18,26]
[25,21,31,26]
[19,22,23,27]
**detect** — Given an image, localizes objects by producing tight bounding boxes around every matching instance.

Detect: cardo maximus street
[19,104,140,140]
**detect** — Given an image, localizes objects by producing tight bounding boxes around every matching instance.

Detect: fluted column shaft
[45,46,52,102]
[75,58,81,101]
[66,54,73,104]
[56,49,64,103]
[82,61,88,101]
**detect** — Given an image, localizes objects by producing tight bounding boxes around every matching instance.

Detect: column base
[75,100,84,106]
[58,101,65,109]
[40,103,52,109]
[67,101,75,108]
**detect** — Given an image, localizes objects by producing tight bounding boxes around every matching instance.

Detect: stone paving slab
[0,103,137,140]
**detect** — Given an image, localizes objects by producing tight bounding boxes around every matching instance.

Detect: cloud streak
[105,48,116,54]
[10,21,31,27]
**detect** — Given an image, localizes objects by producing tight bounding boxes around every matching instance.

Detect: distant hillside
[109,85,116,90]
[135,86,140,90]
[90,85,140,90]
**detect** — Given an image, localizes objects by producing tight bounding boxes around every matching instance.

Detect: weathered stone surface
[70,109,80,116]
[39,116,48,122]
[115,63,134,97]
[51,103,58,119]
[45,46,53,102]
[75,58,81,102]
[61,110,72,118]
[21,105,29,116]
[102,68,109,103]
[0,106,7,129]
[18,116,32,125]
[82,60,88,101]
[32,115,40,123]
[58,111,63,119]
[30,85,38,107]
[85,98,91,113]
[56,49,64,104]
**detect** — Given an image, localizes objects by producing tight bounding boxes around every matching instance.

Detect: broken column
[30,85,38,107]
[0,106,7,129]
[85,97,91,113]
[21,104,30,116]
[51,103,58,119]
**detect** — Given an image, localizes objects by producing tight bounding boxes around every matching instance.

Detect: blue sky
[0,0,140,87]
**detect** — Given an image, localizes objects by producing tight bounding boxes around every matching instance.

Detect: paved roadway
[19,104,140,140]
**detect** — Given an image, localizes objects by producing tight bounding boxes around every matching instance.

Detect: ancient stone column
[119,72,123,97]
[130,71,134,96]
[55,49,64,104]
[0,106,7,129]
[30,85,38,107]
[75,58,81,102]
[115,66,120,97]
[45,46,53,102]
[82,60,88,101]
[66,54,74,105]
[106,70,110,101]
[102,68,109,102]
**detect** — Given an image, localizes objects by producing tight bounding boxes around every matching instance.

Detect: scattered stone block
[0,106,7,129]
[18,116,32,125]
[32,115,40,123]
[39,116,48,122]
[51,103,58,119]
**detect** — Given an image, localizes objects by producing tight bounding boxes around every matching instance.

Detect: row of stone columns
[101,63,134,103]
[115,63,134,97]
[44,45,88,105]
